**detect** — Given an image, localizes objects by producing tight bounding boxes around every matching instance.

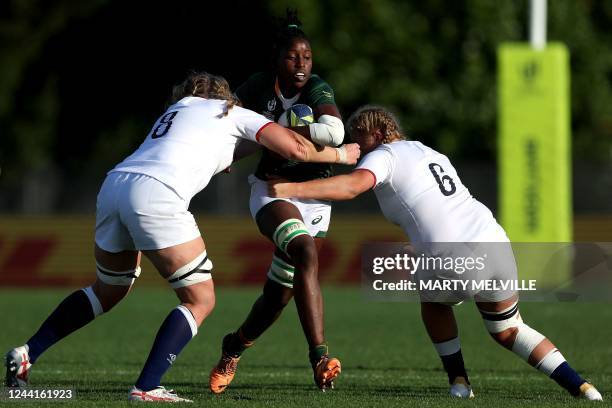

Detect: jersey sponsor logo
[267,98,276,111]
[311,215,323,225]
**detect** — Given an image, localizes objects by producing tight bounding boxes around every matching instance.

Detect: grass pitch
[1,287,610,407]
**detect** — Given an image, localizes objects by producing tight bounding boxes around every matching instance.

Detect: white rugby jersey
[356,140,506,243]
[111,97,271,201]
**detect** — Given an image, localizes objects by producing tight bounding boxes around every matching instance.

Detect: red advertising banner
[0,215,407,287]
[0,215,609,287]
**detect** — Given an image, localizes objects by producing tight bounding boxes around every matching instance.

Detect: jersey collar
[274,77,301,110]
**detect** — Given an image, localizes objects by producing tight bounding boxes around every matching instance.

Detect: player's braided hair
[346,105,404,144]
[273,8,309,59]
[170,71,240,116]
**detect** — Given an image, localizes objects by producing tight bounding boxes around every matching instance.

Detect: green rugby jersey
[235,72,340,182]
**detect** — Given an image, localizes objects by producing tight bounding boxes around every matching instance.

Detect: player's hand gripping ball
[277,104,314,127]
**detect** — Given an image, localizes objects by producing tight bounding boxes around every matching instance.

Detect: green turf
[0,287,610,407]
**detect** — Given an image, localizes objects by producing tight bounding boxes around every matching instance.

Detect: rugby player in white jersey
[269,105,602,401]
[3,72,359,403]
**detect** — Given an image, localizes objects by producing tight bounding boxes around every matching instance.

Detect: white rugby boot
[449,376,474,398]
[5,345,32,387]
[128,386,192,403]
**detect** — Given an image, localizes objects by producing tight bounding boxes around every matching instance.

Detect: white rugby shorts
[95,172,201,252]
[417,226,517,304]
[248,174,331,238]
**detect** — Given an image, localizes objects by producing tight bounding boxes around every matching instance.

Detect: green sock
[309,344,328,366]
[222,330,253,358]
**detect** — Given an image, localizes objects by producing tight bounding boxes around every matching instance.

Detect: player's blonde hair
[170,71,240,116]
[346,105,404,144]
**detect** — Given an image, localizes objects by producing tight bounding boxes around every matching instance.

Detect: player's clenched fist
[336,143,360,165]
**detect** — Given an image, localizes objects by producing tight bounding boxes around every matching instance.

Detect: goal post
[497,43,571,242]
[497,0,571,243]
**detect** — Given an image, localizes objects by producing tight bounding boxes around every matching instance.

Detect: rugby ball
[277,104,314,127]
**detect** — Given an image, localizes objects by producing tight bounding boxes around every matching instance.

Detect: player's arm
[290,79,344,146]
[232,79,268,163]
[269,169,375,201]
[289,104,344,147]
[257,122,359,165]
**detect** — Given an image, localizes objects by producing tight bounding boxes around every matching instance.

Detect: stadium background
[0,1,611,406]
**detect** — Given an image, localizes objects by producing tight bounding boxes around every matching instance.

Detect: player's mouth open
[294,72,306,81]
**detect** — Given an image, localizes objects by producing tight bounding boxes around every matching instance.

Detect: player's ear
[373,128,384,144]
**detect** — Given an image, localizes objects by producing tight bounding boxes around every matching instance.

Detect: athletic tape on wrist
[335,146,347,163]
[272,218,310,254]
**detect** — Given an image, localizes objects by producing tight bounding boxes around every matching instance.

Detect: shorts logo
[311,215,323,225]
[267,98,276,111]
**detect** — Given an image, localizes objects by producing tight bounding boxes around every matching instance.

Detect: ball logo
[278,104,314,128]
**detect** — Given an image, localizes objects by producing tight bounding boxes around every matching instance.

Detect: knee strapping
[167,251,213,289]
[480,301,522,333]
[96,263,141,286]
[480,301,545,360]
[272,218,309,254]
[267,254,295,288]
[512,324,546,361]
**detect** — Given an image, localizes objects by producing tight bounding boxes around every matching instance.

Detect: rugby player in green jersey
[210,10,345,393]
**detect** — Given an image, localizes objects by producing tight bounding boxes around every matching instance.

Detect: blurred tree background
[1,0,611,214]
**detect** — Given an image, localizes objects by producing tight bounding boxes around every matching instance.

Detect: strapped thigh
[96,263,141,286]
[272,218,310,254]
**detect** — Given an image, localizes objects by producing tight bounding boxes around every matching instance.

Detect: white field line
[31,369,562,382]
